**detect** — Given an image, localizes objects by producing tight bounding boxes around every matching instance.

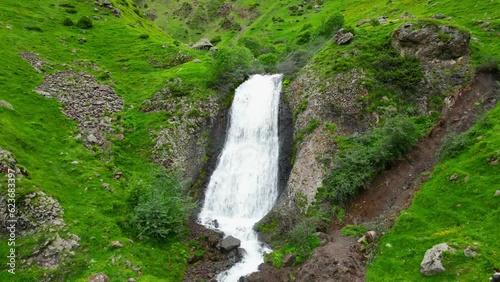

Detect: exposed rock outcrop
[142,79,219,183]
[334,28,354,45]
[34,70,124,148]
[192,38,213,50]
[0,100,13,110]
[420,243,456,275]
[0,148,28,176]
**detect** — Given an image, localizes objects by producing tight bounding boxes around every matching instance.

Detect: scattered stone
[494,190,500,197]
[400,11,414,19]
[220,236,241,252]
[88,273,110,282]
[102,183,110,190]
[87,134,98,144]
[334,28,354,45]
[0,100,13,110]
[78,38,87,43]
[433,14,446,19]
[356,19,370,27]
[449,174,458,181]
[6,25,12,30]
[71,49,77,54]
[463,245,477,257]
[192,59,201,63]
[282,254,296,267]
[19,52,50,73]
[128,278,136,282]
[71,161,79,165]
[365,231,377,243]
[420,243,456,276]
[111,241,123,248]
[378,16,388,25]
[131,265,141,271]
[446,17,452,21]
[209,46,219,51]
[113,171,123,180]
[113,8,121,18]
[191,38,213,50]
[93,16,101,20]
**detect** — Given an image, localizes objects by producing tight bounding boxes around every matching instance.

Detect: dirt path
[248,70,499,282]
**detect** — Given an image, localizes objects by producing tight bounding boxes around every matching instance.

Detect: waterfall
[199,74,283,281]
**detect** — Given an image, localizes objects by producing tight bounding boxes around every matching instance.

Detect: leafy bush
[131,171,196,239]
[258,53,278,72]
[210,46,257,91]
[297,30,312,45]
[210,35,222,45]
[26,26,42,32]
[239,36,263,57]
[317,13,344,37]
[76,16,93,29]
[323,116,419,204]
[288,217,321,257]
[63,17,74,26]
[437,132,472,160]
[374,54,423,90]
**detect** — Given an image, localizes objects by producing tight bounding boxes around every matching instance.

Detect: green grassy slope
[367,106,500,281]
[0,0,214,281]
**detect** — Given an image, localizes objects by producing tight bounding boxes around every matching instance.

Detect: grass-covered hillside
[0,0,214,281]
[368,106,500,281]
[0,0,498,281]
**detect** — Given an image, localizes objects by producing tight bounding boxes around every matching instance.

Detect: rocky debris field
[34,70,124,148]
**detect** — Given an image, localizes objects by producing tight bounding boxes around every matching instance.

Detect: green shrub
[139,34,149,39]
[297,30,312,45]
[323,116,419,204]
[76,16,93,29]
[210,46,256,90]
[288,217,321,257]
[25,26,42,32]
[317,13,344,37]
[239,36,263,57]
[258,53,279,72]
[65,8,78,14]
[370,18,380,26]
[131,171,196,239]
[374,54,423,90]
[210,35,222,45]
[59,3,75,8]
[63,17,74,26]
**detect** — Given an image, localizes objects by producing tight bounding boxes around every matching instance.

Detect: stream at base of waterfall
[198,74,283,281]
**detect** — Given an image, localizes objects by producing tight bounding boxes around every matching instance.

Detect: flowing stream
[199,74,283,281]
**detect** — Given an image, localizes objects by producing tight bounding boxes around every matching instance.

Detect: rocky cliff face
[256,23,472,237]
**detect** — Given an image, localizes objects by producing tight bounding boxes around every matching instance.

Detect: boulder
[282,253,296,267]
[192,38,213,50]
[392,23,470,61]
[463,245,477,257]
[494,190,500,197]
[88,273,109,282]
[356,19,370,27]
[220,236,241,252]
[334,28,354,45]
[0,100,13,110]
[111,241,123,248]
[433,14,446,19]
[400,12,414,19]
[420,243,455,276]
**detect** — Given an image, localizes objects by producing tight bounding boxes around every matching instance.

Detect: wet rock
[192,38,213,50]
[88,273,109,282]
[420,243,456,275]
[0,100,13,110]
[220,236,241,252]
[334,28,354,45]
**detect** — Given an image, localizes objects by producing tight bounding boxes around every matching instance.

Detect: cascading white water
[199,74,283,281]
